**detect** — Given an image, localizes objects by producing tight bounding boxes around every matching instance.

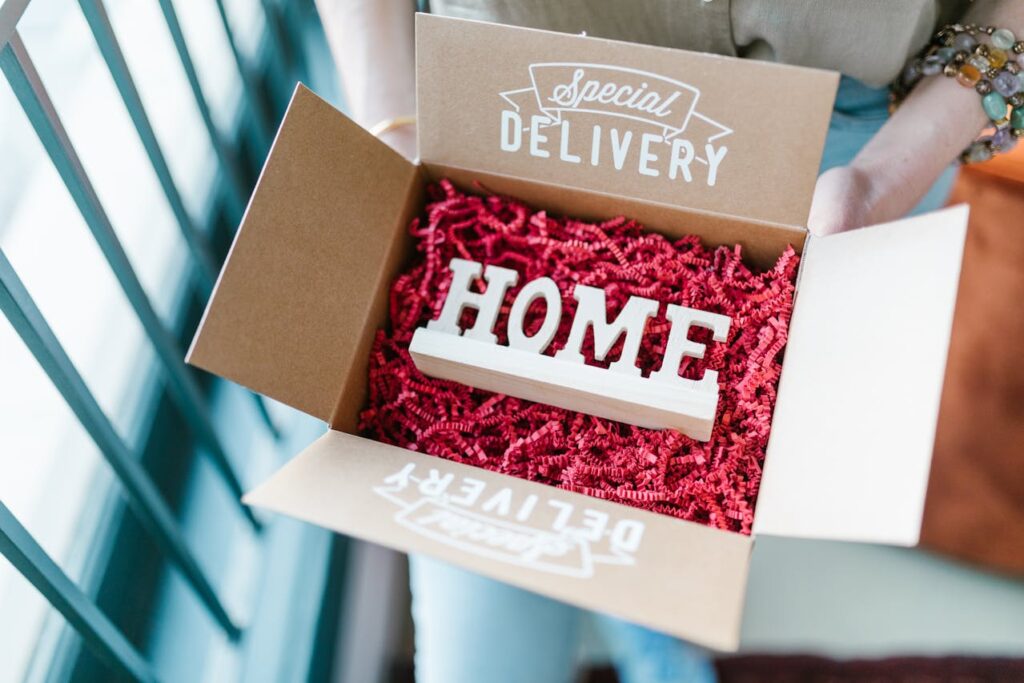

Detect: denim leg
[591,613,718,683]
[409,555,584,683]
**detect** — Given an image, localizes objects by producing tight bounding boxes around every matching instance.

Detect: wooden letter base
[409,328,718,441]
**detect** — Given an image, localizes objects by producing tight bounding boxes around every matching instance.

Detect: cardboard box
[187,16,968,651]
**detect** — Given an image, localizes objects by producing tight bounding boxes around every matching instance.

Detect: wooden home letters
[409,258,731,440]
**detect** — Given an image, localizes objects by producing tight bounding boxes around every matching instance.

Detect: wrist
[892,22,1023,164]
[848,75,984,222]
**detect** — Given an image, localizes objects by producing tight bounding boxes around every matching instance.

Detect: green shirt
[428,0,975,86]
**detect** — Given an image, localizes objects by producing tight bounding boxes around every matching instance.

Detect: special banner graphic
[499,63,733,185]
[374,462,646,579]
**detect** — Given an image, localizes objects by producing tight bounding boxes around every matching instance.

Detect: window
[0,1,342,680]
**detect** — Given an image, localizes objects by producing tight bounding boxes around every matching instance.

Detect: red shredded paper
[360,180,798,534]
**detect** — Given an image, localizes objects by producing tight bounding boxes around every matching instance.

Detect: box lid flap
[246,429,753,651]
[753,205,968,546]
[187,85,419,422]
[416,14,838,230]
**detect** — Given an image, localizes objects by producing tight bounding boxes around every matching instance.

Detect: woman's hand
[808,165,880,236]
[808,3,1023,237]
[806,75,985,238]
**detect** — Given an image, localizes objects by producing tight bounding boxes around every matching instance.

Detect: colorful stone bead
[957,64,982,86]
[964,140,993,163]
[937,47,957,62]
[1012,107,1024,130]
[994,70,1021,96]
[989,48,1009,69]
[954,32,979,52]
[968,54,991,72]
[983,92,1008,120]
[992,127,1016,151]
[901,63,921,88]
[993,28,1016,50]
[922,55,945,75]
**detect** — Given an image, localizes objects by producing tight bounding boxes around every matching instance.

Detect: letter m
[554,285,657,376]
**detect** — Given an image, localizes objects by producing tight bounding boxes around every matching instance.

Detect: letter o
[507,277,562,353]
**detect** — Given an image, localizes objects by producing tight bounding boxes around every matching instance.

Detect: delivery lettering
[498,64,731,186]
[375,461,646,577]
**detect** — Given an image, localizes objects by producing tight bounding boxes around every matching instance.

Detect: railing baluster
[212,0,273,152]
[0,32,260,530]
[155,0,249,219]
[275,0,312,77]
[0,501,159,683]
[85,0,282,440]
[0,1,31,53]
[77,0,218,295]
[255,0,295,108]
[0,249,241,639]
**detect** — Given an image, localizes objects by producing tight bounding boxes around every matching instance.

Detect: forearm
[315,0,417,153]
[850,1,1024,221]
[848,74,985,222]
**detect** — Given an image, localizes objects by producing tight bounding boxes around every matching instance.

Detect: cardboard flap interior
[244,429,753,651]
[416,14,838,230]
[754,205,969,546]
[188,85,420,422]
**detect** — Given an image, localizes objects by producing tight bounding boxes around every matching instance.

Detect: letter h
[427,258,519,343]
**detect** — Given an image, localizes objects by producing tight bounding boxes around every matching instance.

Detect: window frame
[0,1,348,680]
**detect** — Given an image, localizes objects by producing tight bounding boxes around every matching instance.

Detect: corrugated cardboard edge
[187,85,420,421]
[244,430,753,651]
[754,205,969,546]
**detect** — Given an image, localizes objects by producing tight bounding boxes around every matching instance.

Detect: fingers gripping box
[187,16,968,650]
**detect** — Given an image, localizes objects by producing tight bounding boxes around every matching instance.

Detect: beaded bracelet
[892,23,1024,163]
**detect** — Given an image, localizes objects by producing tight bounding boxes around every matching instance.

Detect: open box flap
[416,14,838,230]
[187,85,420,422]
[754,205,969,546]
[245,430,753,651]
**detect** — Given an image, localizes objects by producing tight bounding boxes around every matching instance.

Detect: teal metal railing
[76,0,220,292]
[0,31,258,530]
[0,1,332,680]
[153,0,251,216]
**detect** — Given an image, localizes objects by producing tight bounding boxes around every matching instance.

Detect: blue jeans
[408,77,956,683]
